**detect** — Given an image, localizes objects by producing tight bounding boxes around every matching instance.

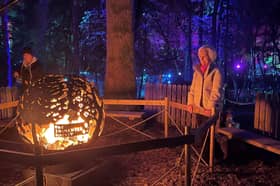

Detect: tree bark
[184,1,193,83]
[71,0,80,74]
[1,0,12,87]
[198,0,204,46]
[105,0,136,100]
[211,0,219,48]
[138,12,147,99]
[223,0,229,82]
[35,0,48,60]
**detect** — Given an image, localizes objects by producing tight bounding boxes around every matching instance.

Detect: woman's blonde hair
[198,45,217,62]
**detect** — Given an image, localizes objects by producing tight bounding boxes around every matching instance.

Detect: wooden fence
[0,87,19,120]
[0,95,216,174]
[3,84,279,140]
[254,92,280,139]
[144,83,192,129]
[0,84,192,128]
[145,83,280,140]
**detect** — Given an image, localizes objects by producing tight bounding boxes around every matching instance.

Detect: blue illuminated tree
[79,8,106,90]
[79,9,105,76]
[1,0,13,86]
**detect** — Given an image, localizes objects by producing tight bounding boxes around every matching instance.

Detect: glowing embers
[54,121,89,138]
[17,75,104,151]
[39,114,93,150]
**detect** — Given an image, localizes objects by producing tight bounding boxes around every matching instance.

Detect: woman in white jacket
[187,45,223,127]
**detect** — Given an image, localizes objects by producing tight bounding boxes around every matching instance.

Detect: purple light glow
[3,1,12,87]
[264,64,268,69]
[236,64,241,69]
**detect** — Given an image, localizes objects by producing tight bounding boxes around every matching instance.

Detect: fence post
[31,123,44,186]
[185,126,191,186]
[209,124,215,173]
[164,97,169,138]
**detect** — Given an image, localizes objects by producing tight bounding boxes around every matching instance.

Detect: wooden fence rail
[103,98,169,137]
[2,85,279,140]
[0,84,221,132]
[254,92,280,139]
[1,84,191,126]
[2,88,279,136]
[0,87,19,120]
[144,83,191,129]
[0,93,217,175]
[217,93,280,156]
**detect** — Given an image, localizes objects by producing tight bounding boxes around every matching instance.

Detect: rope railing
[0,113,19,135]
[0,97,218,186]
[0,135,195,165]
[151,148,185,186]
[225,98,255,106]
[102,109,165,138]
[167,112,184,135]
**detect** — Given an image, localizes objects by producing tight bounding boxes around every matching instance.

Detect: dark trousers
[187,113,210,162]
[187,112,209,128]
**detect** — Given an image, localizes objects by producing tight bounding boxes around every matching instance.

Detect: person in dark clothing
[13,47,44,92]
[0,54,8,87]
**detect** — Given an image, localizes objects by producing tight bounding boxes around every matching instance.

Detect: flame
[39,114,92,150]
[44,123,56,144]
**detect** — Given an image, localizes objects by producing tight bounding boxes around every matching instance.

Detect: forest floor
[0,115,280,186]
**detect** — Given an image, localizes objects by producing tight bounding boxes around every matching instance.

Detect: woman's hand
[13,71,19,79]
[187,105,193,113]
[204,109,212,116]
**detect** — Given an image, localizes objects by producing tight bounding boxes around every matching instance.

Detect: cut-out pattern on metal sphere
[17,74,104,150]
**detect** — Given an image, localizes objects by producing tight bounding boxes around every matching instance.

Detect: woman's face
[198,49,211,66]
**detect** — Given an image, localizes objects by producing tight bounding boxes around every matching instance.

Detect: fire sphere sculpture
[17,75,105,151]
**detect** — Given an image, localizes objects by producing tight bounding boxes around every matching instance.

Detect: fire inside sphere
[17,75,105,150]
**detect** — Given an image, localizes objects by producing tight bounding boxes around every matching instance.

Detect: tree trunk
[252,24,260,81]
[1,0,12,87]
[138,13,147,99]
[105,0,136,100]
[138,70,144,98]
[211,0,219,48]
[35,0,48,60]
[198,0,204,46]
[224,0,229,82]
[216,1,222,58]
[71,0,80,74]
[184,1,193,83]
